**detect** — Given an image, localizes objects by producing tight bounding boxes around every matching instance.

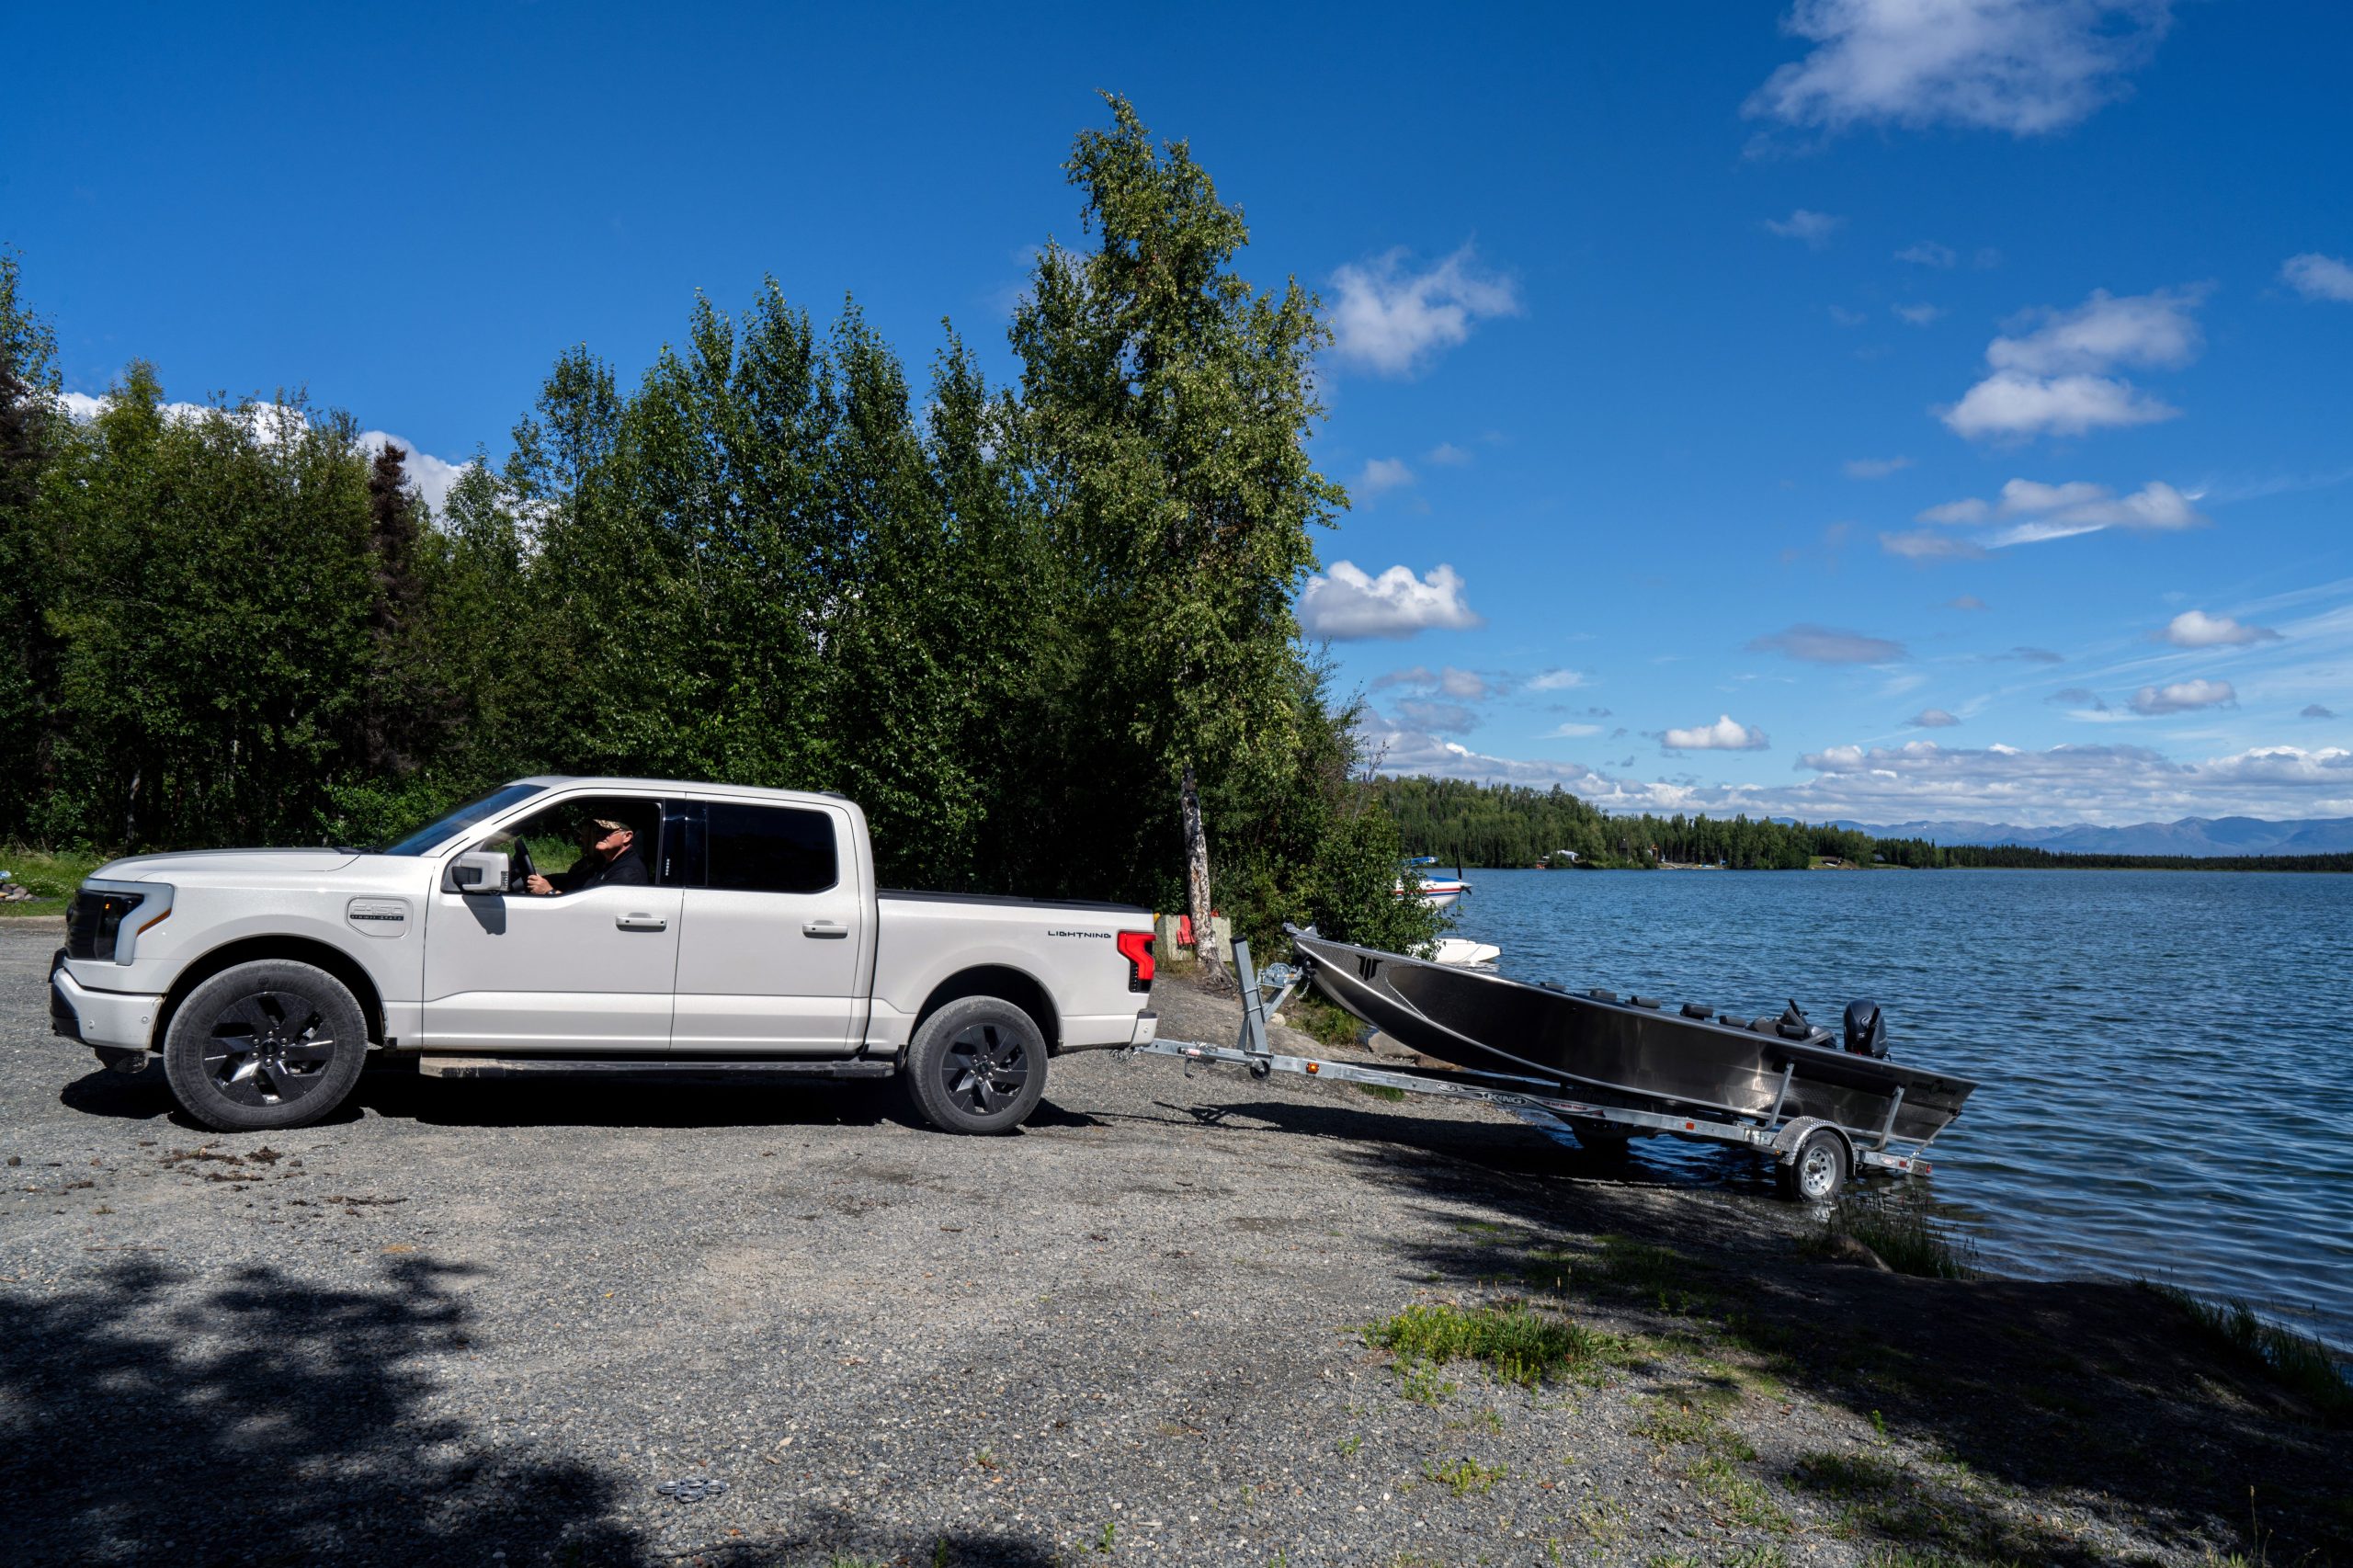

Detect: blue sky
[13,2,2350,825]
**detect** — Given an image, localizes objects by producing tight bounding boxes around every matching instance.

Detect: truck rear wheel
[906,995,1047,1135]
[162,960,369,1132]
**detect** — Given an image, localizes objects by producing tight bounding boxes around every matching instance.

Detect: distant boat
[1397,856,1468,910]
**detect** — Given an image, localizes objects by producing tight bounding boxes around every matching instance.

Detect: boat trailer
[1127,938,1943,1202]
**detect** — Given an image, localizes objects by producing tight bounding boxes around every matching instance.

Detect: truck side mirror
[446,850,512,895]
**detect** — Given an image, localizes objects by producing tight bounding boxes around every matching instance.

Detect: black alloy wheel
[906,994,1049,1135]
[201,990,339,1108]
[940,1018,1030,1118]
[163,959,369,1132]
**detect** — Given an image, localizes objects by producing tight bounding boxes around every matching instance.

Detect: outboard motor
[1843,999,1889,1058]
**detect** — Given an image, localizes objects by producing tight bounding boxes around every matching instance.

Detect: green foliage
[0,101,1436,956]
[1368,1301,1631,1390]
[2143,1283,2353,1426]
[1823,1194,1980,1281]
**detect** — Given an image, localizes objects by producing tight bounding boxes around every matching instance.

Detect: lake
[1445,867,2353,1349]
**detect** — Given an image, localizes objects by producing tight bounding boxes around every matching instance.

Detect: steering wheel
[508,839,539,894]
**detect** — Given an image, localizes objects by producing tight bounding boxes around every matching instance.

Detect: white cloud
[1663,715,1770,752]
[1765,209,1846,247]
[1745,0,2174,138]
[2281,253,2353,303]
[1880,528,1986,561]
[1985,287,2206,376]
[1394,699,1479,733]
[55,390,473,517]
[1525,668,1586,691]
[1328,244,1521,377]
[1748,623,1908,663]
[1912,708,1961,727]
[1904,477,2205,557]
[1827,305,1869,327]
[1354,457,1415,499]
[1940,369,2177,439]
[1893,302,1944,325]
[1844,455,1912,478]
[1941,286,2205,440]
[1896,241,1958,267]
[1372,664,1494,699]
[1426,441,1473,466]
[1546,722,1604,738]
[2160,609,2280,649]
[1298,562,1482,641]
[2131,677,2236,715]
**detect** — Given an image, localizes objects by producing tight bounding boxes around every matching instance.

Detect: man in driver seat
[526,817,650,895]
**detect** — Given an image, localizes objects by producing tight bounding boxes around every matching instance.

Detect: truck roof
[516,776,856,809]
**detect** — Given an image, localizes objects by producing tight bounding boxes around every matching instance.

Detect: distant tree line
[0,99,1444,961]
[1375,778,2352,873]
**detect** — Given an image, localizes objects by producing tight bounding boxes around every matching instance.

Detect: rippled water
[1448,868,2353,1347]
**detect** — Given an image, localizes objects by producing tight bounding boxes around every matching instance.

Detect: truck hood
[95,848,363,882]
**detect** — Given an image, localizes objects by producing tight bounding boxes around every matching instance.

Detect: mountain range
[1825,815,2353,858]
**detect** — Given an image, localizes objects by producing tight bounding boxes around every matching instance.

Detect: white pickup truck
[49,777,1161,1134]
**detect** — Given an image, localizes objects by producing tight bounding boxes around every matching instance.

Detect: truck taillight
[1116,929,1154,993]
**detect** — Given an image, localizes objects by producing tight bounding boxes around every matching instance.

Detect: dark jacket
[554,844,651,894]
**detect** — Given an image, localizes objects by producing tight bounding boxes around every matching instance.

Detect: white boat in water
[1397,856,1468,910]
[1429,937,1501,968]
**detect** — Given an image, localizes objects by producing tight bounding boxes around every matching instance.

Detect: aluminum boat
[1289,926,1975,1146]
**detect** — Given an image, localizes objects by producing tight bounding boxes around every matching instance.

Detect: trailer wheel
[1779,1127,1847,1202]
[906,995,1048,1135]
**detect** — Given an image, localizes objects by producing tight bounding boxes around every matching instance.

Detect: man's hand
[525,874,555,895]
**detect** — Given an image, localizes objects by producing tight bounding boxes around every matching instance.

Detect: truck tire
[906,994,1048,1135]
[162,960,370,1132]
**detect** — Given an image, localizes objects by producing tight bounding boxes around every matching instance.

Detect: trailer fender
[1769,1116,1852,1174]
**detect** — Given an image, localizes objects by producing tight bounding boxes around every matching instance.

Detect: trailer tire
[1779,1127,1847,1202]
[162,960,369,1132]
[906,994,1048,1135]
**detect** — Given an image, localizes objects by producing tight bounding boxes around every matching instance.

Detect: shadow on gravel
[0,1254,647,1566]
[1355,1135,2353,1565]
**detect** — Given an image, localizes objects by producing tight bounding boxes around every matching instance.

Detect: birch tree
[1013,97,1341,983]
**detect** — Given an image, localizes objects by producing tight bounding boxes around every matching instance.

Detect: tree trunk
[1180,759,1225,989]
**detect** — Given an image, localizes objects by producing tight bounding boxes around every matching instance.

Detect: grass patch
[1423,1455,1506,1497]
[1352,1082,1407,1103]
[1279,990,1366,1051]
[2143,1282,2353,1426]
[1367,1301,1632,1392]
[0,842,103,914]
[1824,1193,1979,1280]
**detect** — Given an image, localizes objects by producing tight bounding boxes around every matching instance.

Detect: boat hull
[1290,928,1974,1145]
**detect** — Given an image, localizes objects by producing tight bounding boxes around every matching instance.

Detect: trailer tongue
[1127,930,1972,1202]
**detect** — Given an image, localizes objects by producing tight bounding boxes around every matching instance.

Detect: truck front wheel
[162,960,370,1132]
[906,995,1047,1135]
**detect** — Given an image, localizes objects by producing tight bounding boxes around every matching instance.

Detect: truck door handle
[616,913,667,931]
[803,920,848,938]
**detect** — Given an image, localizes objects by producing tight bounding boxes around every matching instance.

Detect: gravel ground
[4,923,2343,1567]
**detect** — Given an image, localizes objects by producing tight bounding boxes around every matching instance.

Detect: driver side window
[476,796,661,895]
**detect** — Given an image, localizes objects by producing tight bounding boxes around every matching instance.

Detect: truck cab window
[706,803,837,894]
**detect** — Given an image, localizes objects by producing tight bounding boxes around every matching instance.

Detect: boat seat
[1751,1017,1780,1034]
[1681,1003,1712,1019]
[1631,995,1662,1008]
[1587,988,1618,1003]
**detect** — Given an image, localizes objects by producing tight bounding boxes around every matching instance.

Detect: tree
[0,253,64,837]
[1013,96,1342,983]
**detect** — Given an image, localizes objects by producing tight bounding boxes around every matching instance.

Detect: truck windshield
[379,782,548,856]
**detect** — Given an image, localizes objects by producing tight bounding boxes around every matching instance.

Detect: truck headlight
[69,880,175,963]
